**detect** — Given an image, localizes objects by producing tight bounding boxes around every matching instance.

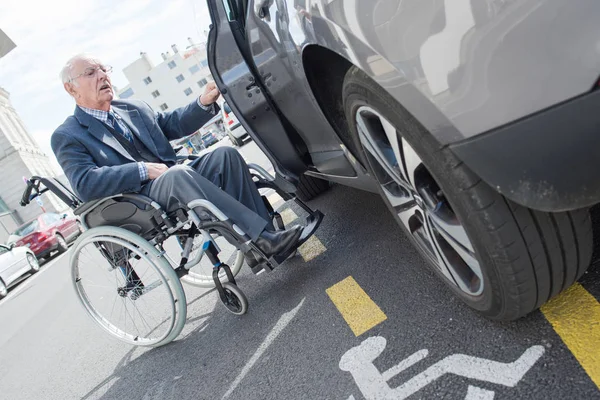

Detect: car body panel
[10,213,80,258]
[0,244,34,289]
[251,0,600,143]
[208,0,600,209]
[208,0,378,193]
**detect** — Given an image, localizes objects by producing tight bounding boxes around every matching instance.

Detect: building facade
[117,39,214,112]
[0,30,65,243]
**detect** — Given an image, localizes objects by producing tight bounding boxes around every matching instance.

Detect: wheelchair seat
[74,196,163,240]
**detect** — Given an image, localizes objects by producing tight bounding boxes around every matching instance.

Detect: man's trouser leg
[189,146,273,228]
[141,162,268,241]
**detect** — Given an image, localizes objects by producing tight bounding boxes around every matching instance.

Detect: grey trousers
[141,147,272,241]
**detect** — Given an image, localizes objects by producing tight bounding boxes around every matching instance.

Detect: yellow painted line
[541,283,600,389]
[280,209,298,225]
[298,235,327,262]
[267,192,283,207]
[326,276,387,336]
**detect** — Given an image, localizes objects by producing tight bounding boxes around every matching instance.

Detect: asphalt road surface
[1,138,599,400]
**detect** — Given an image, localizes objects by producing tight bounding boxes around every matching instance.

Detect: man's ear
[64,82,77,97]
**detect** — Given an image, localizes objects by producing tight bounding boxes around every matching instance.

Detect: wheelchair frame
[19,162,323,347]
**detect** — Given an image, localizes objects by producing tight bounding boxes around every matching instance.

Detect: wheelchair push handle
[20,176,48,207]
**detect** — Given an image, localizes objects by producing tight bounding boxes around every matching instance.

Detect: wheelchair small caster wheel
[220,282,248,315]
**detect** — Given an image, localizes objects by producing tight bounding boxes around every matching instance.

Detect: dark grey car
[206,0,600,320]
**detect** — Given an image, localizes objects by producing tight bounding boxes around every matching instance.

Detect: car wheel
[27,253,40,273]
[296,174,331,202]
[0,278,7,298]
[56,234,68,253]
[342,67,593,321]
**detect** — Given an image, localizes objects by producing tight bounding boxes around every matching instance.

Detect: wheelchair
[20,163,323,347]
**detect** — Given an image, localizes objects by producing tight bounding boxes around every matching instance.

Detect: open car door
[206,0,308,191]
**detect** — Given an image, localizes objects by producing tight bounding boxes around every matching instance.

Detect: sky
[0,0,213,172]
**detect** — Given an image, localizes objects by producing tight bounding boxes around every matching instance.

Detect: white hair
[59,54,100,87]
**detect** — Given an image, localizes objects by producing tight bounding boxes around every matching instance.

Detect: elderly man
[51,54,302,267]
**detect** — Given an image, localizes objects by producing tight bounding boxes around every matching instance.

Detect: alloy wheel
[355,106,484,296]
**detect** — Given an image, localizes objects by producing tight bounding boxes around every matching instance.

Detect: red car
[8,212,81,260]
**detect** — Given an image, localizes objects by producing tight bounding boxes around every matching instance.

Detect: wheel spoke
[428,210,475,253]
[422,216,459,285]
[426,214,483,295]
[356,111,407,190]
[429,214,481,279]
[399,136,423,191]
[395,202,421,229]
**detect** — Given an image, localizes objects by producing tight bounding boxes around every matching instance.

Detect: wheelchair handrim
[71,230,186,347]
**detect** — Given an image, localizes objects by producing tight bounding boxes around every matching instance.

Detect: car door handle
[254,0,274,21]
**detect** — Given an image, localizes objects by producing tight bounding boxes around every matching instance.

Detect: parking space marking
[541,283,600,389]
[298,236,327,262]
[279,208,298,226]
[326,276,387,336]
[267,192,283,208]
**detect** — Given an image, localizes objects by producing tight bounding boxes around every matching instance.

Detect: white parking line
[0,251,69,306]
[222,298,306,399]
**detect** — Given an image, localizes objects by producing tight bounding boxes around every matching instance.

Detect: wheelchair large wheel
[163,232,244,288]
[71,227,187,347]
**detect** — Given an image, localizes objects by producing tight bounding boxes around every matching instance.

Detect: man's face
[66,58,113,109]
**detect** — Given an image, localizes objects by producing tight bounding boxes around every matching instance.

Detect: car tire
[27,253,40,274]
[56,234,68,253]
[296,174,331,202]
[342,67,593,321]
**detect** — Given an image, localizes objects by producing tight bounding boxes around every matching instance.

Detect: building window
[175,74,185,83]
[143,76,152,85]
[189,65,200,74]
[200,59,208,68]
[183,87,193,96]
[119,88,134,99]
[197,78,208,87]
[151,90,161,98]
[168,60,177,69]
[160,103,169,111]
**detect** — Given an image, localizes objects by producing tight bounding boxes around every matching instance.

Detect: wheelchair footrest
[268,209,324,267]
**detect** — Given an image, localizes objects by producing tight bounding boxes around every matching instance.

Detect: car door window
[222,0,241,22]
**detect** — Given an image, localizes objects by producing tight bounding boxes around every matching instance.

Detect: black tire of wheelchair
[56,234,68,253]
[221,282,248,315]
[342,66,593,321]
[296,174,330,202]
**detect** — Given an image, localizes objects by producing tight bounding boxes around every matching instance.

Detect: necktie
[107,112,133,143]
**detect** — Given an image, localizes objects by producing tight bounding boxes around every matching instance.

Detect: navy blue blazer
[51,99,217,202]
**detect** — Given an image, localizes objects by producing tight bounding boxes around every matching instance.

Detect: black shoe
[244,251,261,271]
[255,225,303,259]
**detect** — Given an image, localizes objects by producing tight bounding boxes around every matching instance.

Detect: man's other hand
[145,163,169,179]
[199,81,220,106]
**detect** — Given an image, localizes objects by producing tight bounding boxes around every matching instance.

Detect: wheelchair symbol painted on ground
[340,336,545,400]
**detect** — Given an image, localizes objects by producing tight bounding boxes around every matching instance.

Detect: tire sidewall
[56,234,68,252]
[342,70,506,315]
[28,253,39,272]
